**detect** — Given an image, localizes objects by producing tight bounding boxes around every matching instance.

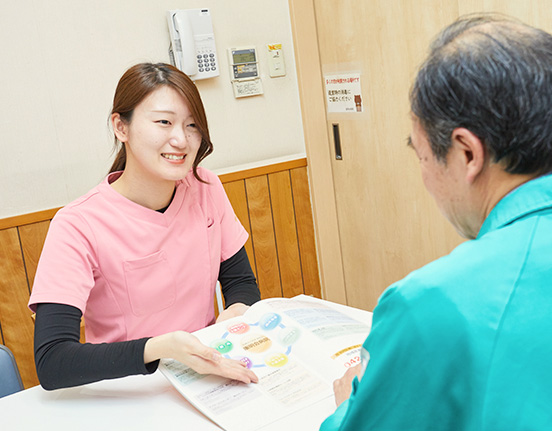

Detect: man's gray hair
[410,14,552,175]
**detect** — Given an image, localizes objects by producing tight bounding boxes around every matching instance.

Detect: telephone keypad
[196,43,217,76]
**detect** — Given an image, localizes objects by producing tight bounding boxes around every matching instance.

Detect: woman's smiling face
[113,85,202,185]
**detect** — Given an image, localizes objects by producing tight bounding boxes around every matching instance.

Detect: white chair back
[215,281,224,315]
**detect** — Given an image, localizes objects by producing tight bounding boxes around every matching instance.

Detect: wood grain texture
[0,208,60,231]
[290,167,321,298]
[245,176,282,299]
[222,180,257,278]
[0,159,308,230]
[312,0,462,310]
[287,0,347,304]
[0,158,320,390]
[19,221,51,289]
[0,228,39,388]
[218,158,307,183]
[268,171,304,298]
[458,0,552,31]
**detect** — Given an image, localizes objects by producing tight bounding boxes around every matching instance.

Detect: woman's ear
[111,113,129,143]
[451,127,486,184]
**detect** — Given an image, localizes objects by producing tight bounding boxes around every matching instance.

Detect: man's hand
[333,364,363,406]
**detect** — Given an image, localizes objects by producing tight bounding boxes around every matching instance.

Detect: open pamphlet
[159,295,372,431]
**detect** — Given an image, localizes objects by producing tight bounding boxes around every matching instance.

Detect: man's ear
[111,113,129,143]
[451,127,486,183]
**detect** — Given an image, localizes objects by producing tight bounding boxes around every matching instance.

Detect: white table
[1,371,339,430]
[1,299,372,430]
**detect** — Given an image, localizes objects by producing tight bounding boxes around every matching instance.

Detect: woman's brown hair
[109,63,213,182]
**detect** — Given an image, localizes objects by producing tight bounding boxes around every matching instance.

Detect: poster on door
[324,72,363,113]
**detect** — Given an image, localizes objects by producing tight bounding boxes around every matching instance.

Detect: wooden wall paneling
[290,167,321,298]
[245,176,282,298]
[20,220,86,343]
[0,208,59,231]
[219,158,307,183]
[222,180,257,278]
[0,159,318,387]
[18,220,51,289]
[0,228,39,388]
[268,171,304,298]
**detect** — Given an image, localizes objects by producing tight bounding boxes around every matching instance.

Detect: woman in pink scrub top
[28,63,260,390]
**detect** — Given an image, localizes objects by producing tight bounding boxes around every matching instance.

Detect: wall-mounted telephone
[166,9,219,81]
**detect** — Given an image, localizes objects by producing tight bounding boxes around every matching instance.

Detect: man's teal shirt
[321,174,552,430]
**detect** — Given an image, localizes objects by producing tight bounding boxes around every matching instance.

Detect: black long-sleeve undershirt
[34,303,155,390]
[34,246,259,390]
[218,246,260,307]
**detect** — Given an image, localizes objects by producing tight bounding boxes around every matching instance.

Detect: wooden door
[311,0,462,310]
[458,1,552,28]
[291,0,552,311]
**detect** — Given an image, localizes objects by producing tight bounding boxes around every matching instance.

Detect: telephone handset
[166,9,219,81]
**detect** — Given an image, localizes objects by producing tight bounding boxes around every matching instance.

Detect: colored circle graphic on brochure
[227,322,250,334]
[235,356,253,369]
[212,312,302,369]
[278,326,301,345]
[241,334,272,353]
[211,338,234,354]
[259,312,282,330]
[264,352,288,368]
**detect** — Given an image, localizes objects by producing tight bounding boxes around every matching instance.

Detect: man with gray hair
[321,14,552,430]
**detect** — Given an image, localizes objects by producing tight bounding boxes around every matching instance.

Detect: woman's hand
[144,331,258,384]
[216,302,250,323]
[333,364,362,406]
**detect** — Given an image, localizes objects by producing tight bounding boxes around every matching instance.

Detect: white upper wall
[0,0,305,218]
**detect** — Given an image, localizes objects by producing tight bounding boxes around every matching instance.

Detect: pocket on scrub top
[123,250,176,316]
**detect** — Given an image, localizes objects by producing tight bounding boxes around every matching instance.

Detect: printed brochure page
[160,295,372,431]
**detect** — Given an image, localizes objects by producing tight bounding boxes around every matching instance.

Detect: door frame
[288,0,347,304]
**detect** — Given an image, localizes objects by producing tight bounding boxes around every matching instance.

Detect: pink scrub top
[29,168,248,343]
